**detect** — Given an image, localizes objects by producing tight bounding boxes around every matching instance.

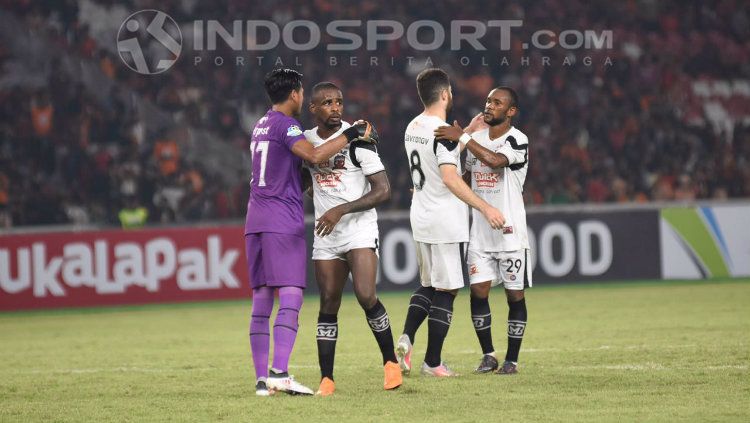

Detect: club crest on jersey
[286,125,303,136]
[474,171,499,188]
[333,154,347,170]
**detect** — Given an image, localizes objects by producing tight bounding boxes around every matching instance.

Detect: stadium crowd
[1,0,749,227]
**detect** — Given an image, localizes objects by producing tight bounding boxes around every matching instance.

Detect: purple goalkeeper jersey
[244,109,307,237]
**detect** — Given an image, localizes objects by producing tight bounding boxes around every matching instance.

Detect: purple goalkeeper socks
[250,287,274,380]
[271,286,304,372]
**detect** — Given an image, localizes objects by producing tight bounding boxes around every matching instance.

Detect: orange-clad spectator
[31,93,53,137]
[154,138,180,176]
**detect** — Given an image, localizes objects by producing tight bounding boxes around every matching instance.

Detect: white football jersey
[305,122,385,249]
[405,114,469,244]
[466,126,529,252]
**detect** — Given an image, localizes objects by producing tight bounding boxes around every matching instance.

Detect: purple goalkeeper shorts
[245,232,307,289]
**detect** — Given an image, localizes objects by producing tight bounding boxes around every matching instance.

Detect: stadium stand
[0,0,748,227]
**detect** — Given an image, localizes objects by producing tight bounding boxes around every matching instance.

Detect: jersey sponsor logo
[314,172,342,187]
[286,125,303,136]
[316,324,338,339]
[502,226,514,234]
[252,126,269,136]
[474,171,500,188]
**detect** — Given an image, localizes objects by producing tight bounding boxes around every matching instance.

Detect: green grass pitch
[1,279,748,423]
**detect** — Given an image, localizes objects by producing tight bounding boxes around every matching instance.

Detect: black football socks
[505,298,527,363]
[424,290,455,367]
[316,313,338,379]
[402,286,436,343]
[470,295,494,355]
[364,299,397,364]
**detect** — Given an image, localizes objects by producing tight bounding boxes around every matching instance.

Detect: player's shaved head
[416,68,451,107]
[311,81,341,104]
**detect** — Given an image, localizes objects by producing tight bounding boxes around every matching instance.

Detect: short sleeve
[435,139,460,167]
[496,134,528,167]
[282,118,306,150]
[350,141,385,175]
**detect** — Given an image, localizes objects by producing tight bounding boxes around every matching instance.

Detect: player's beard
[485,113,506,126]
[323,118,342,131]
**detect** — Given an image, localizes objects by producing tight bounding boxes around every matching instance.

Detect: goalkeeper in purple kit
[245,68,379,396]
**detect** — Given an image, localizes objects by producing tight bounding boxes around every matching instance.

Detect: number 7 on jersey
[250,141,269,187]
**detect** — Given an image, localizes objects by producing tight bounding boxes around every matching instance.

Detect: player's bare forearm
[442,165,505,229]
[466,142,509,169]
[338,171,390,215]
[315,171,390,237]
[293,137,348,163]
[441,165,488,212]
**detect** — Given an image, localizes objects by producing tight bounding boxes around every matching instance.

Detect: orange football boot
[316,377,335,396]
[383,361,403,390]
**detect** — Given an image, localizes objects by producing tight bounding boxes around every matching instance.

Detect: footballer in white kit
[396,69,505,378]
[306,119,382,258]
[304,82,402,396]
[406,112,470,290]
[465,125,531,290]
[434,86,531,376]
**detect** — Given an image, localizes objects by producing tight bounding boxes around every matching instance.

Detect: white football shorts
[415,241,467,290]
[467,248,532,290]
[312,228,379,261]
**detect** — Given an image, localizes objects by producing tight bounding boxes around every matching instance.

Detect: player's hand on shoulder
[480,205,506,230]
[344,120,379,144]
[315,205,345,237]
[434,121,464,142]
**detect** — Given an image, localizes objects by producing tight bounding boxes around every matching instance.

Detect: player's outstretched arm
[440,164,505,229]
[434,121,509,169]
[292,121,377,163]
[315,171,390,237]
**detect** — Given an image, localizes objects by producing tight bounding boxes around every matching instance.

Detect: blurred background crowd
[1,0,749,228]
